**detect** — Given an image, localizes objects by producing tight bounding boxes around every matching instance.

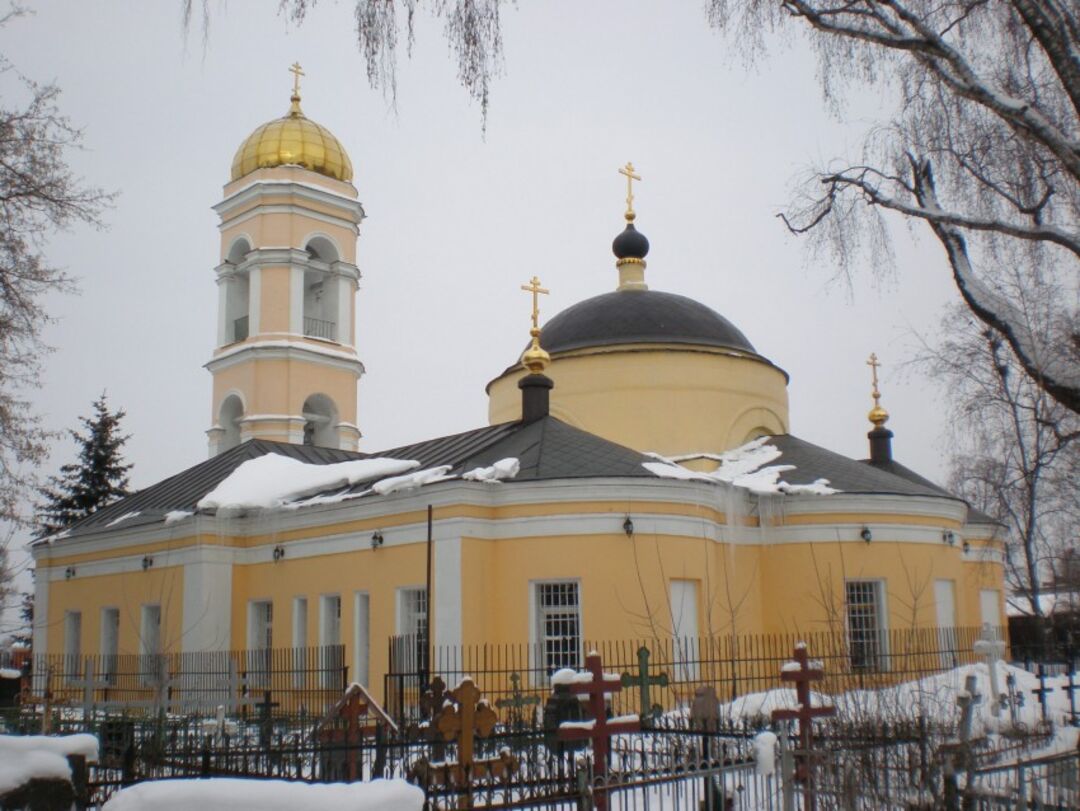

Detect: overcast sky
[3,2,964,547]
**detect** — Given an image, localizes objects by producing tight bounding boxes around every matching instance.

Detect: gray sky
[5,1,960,532]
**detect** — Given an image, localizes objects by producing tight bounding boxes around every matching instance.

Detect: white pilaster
[337,275,353,346]
[248,267,261,337]
[289,266,304,334]
[180,547,233,652]
[216,277,228,346]
[32,572,49,660]
[433,537,462,650]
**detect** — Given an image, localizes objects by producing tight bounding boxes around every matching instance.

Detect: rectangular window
[140,604,163,686]
[319,594,342,689]
[934,580,958,668]
[535,581,581,677]
[397,588,428,674]
[846,580,887,671]
[100,608,120,684]
[670,580,700,681]
[354,592,370,688]
[248,600,273,687]
[64,611,82,680]
[292,597,308,688]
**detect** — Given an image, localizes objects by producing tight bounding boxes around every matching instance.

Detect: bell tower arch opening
[302,394,339,448]
[303,237,341,343]
[222,237,252,344]
[218,394,245,452]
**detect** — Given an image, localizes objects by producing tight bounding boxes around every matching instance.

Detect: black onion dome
[538,289,757,355]
[612,222,650,259]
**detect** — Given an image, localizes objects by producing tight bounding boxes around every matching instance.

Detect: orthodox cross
[1032,664,1051,721]
[618,162,642,219]
[435,678,498,774]
[557,651,641,811]
[67,658,111,720]
[867,352,883,406]
[1061,662,1080,725]
[973,627,1006,717]
[1004,672,1024,726]
[520,276,549,333]
[255,691,281,747]
[495,673,539,719]
[771,644,835,785]
[289,62,304,96]
[620,645,668,722]
[336,689,370,780]
[420,675,449,720]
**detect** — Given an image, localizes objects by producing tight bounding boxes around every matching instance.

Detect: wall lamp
[623,516,634,537]
[64,567,76,580]
[860,527,873,543]
[371,530,384,549]
[272,545,286,562]
[942,530,956,545]
[141,555,154,571]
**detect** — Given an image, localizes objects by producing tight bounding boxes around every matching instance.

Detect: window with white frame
[292,596,309,688]
[397,588,428,674]
[248,600,273,686]
[100,608,120,684]
[535,581,581,677]
[846,580,887,670]
[319,594,342,688]
[140,604,163,686]
[64,611,82,680]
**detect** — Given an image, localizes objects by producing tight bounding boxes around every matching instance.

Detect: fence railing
[30,645,346,718]
[303,316,336,341]
[386,626,993,725]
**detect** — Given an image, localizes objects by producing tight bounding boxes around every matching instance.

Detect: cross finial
[866,352,889,427]
[618,162,642,221]
[521,276,549,333]
[520,277,551,374]
[289,62,305,99]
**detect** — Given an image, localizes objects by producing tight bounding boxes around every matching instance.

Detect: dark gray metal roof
[862,458,999,525]
[536,289,760,356]
[45,418,654,540]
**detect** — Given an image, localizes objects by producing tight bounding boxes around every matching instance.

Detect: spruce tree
[36,394,133,536]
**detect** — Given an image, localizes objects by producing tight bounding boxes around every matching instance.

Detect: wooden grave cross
[973,627,1006,717]
[770,645,836,784]
[1061,661,1080,725]
[420,675,449,720]
[557,650,641,811]
[68,658,112,721]
[326,689,370,781]
[1032,664,1052,722]
[434,678,498,795]
[620,645,668,722]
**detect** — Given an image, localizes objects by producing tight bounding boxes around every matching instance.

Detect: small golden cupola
[866,352,894,464]
[230,62,353,182]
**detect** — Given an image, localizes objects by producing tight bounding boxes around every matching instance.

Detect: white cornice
[215,179,365,223]
[205,339,365,375]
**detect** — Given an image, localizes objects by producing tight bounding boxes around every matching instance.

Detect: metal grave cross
[557,650,641,811]
[1004,672,1024,726]
[973,626,1007,717]
[1062,660,1080,726]
[1032,664,1052,722]
[771,644,836,784]
[435,678,498,774]
[621,645,669,723]
[68,658,112,720]
[495,672,539,747]
[956,673,982,745]
[255,691,280,747]
[420,675,449,720]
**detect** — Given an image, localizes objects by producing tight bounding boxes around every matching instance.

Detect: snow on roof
[644,438,839,495]
[163,510,193,525]
[197,455,421,511]
[101,777,424,811]
[371,465,454,496]
[105,511,142,528]
[462,457,520,483]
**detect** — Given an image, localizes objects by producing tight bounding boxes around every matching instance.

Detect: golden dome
[231,95,353,183]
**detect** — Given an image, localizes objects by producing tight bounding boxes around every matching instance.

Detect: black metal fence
[386,626,990,725]
[29,645,346,718]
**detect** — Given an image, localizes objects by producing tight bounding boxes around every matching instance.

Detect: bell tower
[206,66,365,455]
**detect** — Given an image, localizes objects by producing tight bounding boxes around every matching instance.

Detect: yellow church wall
[259,266,292,333]
[45,567,184,658]
[210,357,357,428]
[220,212,358,264]
[487,347,790,456]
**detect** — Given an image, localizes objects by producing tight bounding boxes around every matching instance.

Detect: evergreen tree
[36,394,133,536]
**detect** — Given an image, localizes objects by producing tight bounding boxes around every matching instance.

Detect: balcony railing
[304,316,337,342]
[232,315,249,342]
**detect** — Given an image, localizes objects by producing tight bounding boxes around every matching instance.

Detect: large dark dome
[538,289,757,355]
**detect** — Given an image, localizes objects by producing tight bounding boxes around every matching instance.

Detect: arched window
[302,238,339,342]
[302,394,338,448]
[224,239,252,343]
[219,395,245,451]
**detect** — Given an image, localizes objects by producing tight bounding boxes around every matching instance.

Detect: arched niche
[302,394,339,448]
[224,237,253,343]
[305,235,340,263]
[219,394,245,451]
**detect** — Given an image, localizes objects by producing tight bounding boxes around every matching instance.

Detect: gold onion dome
[230,71,353,182]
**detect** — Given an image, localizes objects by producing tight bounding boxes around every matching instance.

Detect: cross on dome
[289,62,305,99]
[866,351,889,427]
[618,161,642,221]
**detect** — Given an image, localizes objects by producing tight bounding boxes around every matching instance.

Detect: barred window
[398,588,428,674]
[846,580,886,670]
[536,582,581,676]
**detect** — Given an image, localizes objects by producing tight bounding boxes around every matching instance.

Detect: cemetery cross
[620,645,669,723]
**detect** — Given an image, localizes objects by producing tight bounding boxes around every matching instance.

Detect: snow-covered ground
[0,733,99,796]
[101,777,424,811]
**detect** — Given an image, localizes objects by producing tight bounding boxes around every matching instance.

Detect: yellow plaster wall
[259,266,291,333]
[46,567,184,657]
[210,356,358,428]
[488,347,790,456]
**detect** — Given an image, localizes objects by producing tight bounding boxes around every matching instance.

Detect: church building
[30,71,1006,693]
